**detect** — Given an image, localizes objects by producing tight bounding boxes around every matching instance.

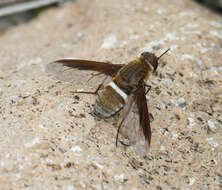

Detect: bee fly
[47,49,170,155]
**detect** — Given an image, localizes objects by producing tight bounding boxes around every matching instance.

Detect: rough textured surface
[0,0,222,189]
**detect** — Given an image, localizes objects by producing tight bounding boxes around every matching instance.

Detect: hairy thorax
[113,59,151,94]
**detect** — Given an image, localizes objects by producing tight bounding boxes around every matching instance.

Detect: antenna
[157,48,170,60]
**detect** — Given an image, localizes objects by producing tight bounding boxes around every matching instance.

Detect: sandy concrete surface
[0,0,221,189]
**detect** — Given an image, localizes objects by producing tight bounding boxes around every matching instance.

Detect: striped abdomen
[94,60,151,118]
[94,81,127,118]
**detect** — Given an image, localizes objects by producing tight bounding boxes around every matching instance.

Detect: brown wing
[46,59,123,86]
[117,84,151,156]
[136,84,151,146]
[52,59,123,76]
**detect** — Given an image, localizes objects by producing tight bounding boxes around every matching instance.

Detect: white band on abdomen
[108,81,128,101]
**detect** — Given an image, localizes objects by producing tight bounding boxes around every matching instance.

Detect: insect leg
[116,119,125,147]
[71,76,108,95]
[116,96,134,147]
[87,72,105,82]
[145,84,151,95]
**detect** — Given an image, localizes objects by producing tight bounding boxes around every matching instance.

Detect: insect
[46,49,169,155]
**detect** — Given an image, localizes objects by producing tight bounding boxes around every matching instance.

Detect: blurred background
[0,0,221,34]
[0,0,72,33]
